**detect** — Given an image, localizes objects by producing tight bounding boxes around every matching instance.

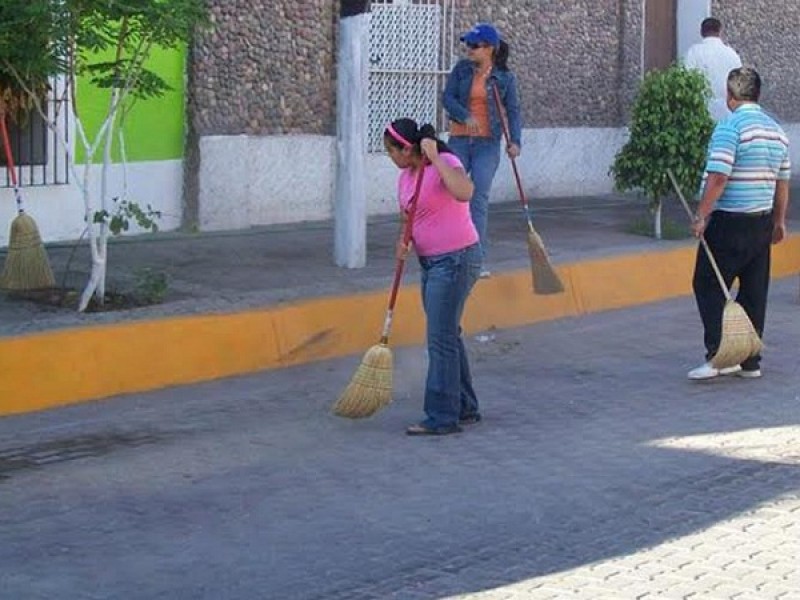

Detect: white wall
[198,127,631,231]
[198,135,337,230]
[0,159,184,246]
[677,0,711,59]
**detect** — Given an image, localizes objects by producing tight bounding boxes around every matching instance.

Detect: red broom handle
[491,83,534,227]
[0,114,24,214]
[379,161,426,343]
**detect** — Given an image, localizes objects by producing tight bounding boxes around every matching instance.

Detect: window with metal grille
[367,0,456,153]
[1,78,70,187]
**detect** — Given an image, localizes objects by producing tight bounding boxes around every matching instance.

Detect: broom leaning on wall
[0,110,55,291]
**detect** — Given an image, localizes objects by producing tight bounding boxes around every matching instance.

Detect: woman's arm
[420,140,473,201]
[442,62,470,123]
[504,73,522,147]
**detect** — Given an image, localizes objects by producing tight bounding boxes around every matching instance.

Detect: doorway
[644,0,677,72]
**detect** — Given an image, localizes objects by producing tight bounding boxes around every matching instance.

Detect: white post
[334,1,370,268]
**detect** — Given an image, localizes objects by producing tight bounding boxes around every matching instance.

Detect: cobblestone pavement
[1,280,799,600]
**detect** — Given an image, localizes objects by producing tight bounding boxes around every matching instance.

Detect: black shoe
[406,423,462,436]
[458,413,482,425]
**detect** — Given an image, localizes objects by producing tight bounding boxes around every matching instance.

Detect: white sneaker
[479,270,491,279]
[687,362,742,380]
[736,369,762,379]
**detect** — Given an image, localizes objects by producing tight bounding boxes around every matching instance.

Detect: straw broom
[0,111,55,291]
[333,164,426,418]
[491,83,563,295]
[667,169,763,368]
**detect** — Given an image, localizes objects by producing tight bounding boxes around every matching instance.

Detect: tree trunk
[77,87,120,311]
[653,198,663,240]
[78,251,106,312]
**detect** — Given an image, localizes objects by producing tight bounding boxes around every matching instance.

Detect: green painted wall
[75,46,186,164]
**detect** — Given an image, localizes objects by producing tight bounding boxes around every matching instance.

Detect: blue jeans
[418,243,482,429]
[447,136,502,260]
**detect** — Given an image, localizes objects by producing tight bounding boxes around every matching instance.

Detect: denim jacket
[442,59,522,147]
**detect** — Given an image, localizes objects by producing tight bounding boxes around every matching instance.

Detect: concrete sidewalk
[1,190,799,415]
[1,280,798,599]
[0,192,684,336]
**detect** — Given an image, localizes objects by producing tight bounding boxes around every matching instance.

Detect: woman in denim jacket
[443,23,522,277]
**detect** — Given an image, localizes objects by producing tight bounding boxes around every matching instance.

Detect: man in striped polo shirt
[688,67,791,381]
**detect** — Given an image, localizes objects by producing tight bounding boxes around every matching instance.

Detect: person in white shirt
[684,17,743,121]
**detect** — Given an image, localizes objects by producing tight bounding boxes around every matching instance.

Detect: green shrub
[610,64,714,238]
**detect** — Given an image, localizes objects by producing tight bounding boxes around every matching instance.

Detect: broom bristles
[0,213,55,291]
[710,300,764,369]
[333,342,393,418]
[527,229,564,295]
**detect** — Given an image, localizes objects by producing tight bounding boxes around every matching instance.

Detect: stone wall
[187,1,800,139]
[454,0,634,128]
[713,0,800,122]
[189,0,337,136]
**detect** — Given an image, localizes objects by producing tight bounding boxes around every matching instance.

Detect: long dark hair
[494,39,510,71]
[384,118,453,155]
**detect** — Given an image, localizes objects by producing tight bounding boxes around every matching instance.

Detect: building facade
[188,0,800,234]
[0,49,187,246]
[3,0,799,244]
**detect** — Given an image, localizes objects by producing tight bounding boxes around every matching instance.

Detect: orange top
[449,69,492,138]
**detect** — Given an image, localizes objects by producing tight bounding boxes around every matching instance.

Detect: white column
[677,0,711,59]
[334,6,369,268]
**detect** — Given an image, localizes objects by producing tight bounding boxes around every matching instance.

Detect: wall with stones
[189,0,337,136]
[188,0,645,136]
[187,1,800,137]
[454,0,635,128]
[713,0,800,122]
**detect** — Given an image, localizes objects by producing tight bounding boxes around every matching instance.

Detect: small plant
[610,64,714,239]
[93,198,161,235]
[132,267,168,305]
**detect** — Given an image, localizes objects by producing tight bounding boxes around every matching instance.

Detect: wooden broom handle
[491,83,534,228]
[667,169,733,302]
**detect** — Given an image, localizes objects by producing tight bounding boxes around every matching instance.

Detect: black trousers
[692,210,774,370]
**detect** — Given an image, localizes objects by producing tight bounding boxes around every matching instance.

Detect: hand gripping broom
[0,112,55,291]
[667,169,763,368]
[491,83,563,295]
[333,164,426,418]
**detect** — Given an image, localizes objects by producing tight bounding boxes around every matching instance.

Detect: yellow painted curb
[1,238,798,416]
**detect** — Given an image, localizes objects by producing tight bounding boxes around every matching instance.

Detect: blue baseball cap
[460,23,500,48]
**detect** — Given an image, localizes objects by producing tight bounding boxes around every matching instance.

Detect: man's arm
[692,122,738,235]
[696,172,729,221]
[692,172,729,237]
[772,179,790,244]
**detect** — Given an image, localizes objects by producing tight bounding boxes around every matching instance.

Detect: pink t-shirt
[397,153,479,257]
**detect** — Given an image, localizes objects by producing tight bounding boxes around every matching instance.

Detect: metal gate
[367,0,457,153]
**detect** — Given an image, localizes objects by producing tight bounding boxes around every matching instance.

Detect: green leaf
[610,64,713,201]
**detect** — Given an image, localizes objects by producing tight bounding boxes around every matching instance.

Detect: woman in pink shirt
[384,118,483,436]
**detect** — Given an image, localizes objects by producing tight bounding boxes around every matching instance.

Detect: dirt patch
[4,285,164,313]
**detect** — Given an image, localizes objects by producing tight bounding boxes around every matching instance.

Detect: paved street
[1,279,799,599]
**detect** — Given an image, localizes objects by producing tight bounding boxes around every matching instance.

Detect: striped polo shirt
[703,103,791,213]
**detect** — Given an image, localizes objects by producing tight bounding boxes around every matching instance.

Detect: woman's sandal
[406,423,462,436]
